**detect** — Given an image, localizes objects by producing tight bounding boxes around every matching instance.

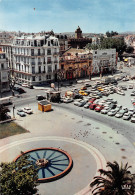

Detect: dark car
[74,94,83,99]
[36,95,45,100]
[17,88,26,94]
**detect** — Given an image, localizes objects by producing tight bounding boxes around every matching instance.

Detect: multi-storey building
[12,34,59,85]
[0,51,10,92]
[91,49,117,75]
[59,48,92,80]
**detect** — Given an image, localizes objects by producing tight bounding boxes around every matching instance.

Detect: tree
[0,152,39,195]
[9,71,17,96]
[106,31,118,37]
[90,161,134,195]
[0,104,10,121]
[126,46,134,54]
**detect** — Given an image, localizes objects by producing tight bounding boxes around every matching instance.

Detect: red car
[89,98,96,104]
[89,103,97,110]
[94,105,104,112]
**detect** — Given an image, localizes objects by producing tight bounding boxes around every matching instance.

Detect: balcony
[38,62,42,65]
[31,62,35,65]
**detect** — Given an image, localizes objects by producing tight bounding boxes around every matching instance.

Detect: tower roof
[75,26,82,33]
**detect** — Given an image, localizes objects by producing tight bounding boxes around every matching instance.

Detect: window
[39,76,41,81]
[38,58,41,65]
[31,42,33,46]
[31,58,35,65]
[55,64,57,71]
[38,66,41,73]
[38,49,40,56]
[31,49,34,56]
[32,76,35,81]
[32,67,35,74]
[47,57,51,64]
[48,41,50,46]
[48,65,52,73]
[46,75,51,80]
[1,64,4,69]
[61,64,64,70]
[47,49,51,55]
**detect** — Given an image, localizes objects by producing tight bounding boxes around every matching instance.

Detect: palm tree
[90,161,134,195]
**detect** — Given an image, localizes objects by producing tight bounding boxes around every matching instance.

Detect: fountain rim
[14,147,73,183]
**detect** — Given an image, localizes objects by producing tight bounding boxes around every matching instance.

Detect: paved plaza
[0,102,135,194]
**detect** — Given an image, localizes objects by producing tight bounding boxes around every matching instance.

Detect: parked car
[17,88,26,94]
[89,103,97,110]
[74,99,82,106]
[77,100,87,107]
[23,107,33,114]
[128,85,133,89]
[22,83,29,87]
[81,86,87,90]
[131,114,135,123]
[131,91,135,96]
[94,105,104,112]
[101,107,111,114]
[79,90,88,96]
[36,95,45,101]
[108,109,119,116]
[123,113,132,120]
[84,102,91,108]
[74,94,83,99]
[63,98,73,103]
[89,98,96,103]
[17,109,26,117]
[84,83,91,87]
[115,109,127,118]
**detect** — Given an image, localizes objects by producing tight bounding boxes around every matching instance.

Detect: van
[0,97,12,105]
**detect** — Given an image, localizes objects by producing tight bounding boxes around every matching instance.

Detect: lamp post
[13,104,15,118]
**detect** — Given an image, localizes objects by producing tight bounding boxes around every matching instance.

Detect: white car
[128,85,133,89]
[101,107,111,114]
[131,114,135,123]
[23,107,33,114]
[63,98,73,103]
[74,99,82,106]
[123,113,132,120]
[22,83,28,87]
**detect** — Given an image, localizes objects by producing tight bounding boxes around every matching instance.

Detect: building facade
[0,51,10,92]
[91,49,117,75]
[59,48,92,80]
[12,34,59,85]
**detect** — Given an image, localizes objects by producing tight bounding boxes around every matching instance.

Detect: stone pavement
[0,101,135,194]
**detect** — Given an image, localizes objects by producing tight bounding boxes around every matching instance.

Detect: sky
[0,0,135,34]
